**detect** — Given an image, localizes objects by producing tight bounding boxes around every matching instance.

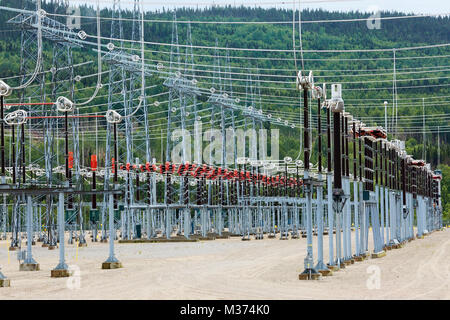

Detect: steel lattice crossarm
[163,74,202,96]
[207,92,271,123]
[101,49,152,76]
[7,11,83,48]
[207,92,239,110]
[242,106,271,123]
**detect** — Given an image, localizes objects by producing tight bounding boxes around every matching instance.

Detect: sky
[68,0,450,15]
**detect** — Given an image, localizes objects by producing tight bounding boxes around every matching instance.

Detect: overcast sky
[69,0,450,15]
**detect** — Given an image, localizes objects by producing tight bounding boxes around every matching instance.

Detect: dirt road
[0,228,448,299]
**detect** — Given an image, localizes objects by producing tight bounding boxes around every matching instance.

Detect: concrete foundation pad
[0,279,10,287]
[199,237,216,241]
[343,259,352,266]
[371,251,386,259]
[241,238,251,241]
[267,234,276,239]
[354,255,365,262]
[78,242,88,247]
[350,259,355,264]
[120,238,199,243]
[8,246,18,251]
[51,269,73,278]
[189,235,215,241]
[20,263,40,271]
[215,235,230,239]
[41,243,49,247]
[100,239,108,243]
[299,270,321,280]
[101,261,123,269]
[318,269,333,276]
[327,264,340,271]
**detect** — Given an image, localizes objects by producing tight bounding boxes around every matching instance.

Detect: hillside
[0,1,448,221]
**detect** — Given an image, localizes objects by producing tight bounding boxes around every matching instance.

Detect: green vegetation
[0,1,448,220]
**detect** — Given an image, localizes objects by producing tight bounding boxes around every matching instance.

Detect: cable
[74,0,102,106]
[42,5,450,25]
[7,1,43,90]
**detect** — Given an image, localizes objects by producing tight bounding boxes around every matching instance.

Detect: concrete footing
[371,251,386,259]
[19,263,40,271]
[48,245,57,250]
[119,238,199,243]
[102,261,123,269]
[299,270,321,280]
[354,255,365,262]
[343,259,352,266]
[327,264,340,271]
[318,269,333,276]
[8,246,18,251]
[51,269,73,278]
[229,234,242,237]
[215,235,231,239]
[78,242,88,247]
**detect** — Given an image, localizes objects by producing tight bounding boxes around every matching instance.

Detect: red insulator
[68,151,74,169]
[91,154,97,171]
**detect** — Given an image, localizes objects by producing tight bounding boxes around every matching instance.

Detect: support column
[51,191,72,277]
[20,195,39,271]
[102,192,122,269]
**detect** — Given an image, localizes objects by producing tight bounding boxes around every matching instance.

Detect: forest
[0,1,448,221]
